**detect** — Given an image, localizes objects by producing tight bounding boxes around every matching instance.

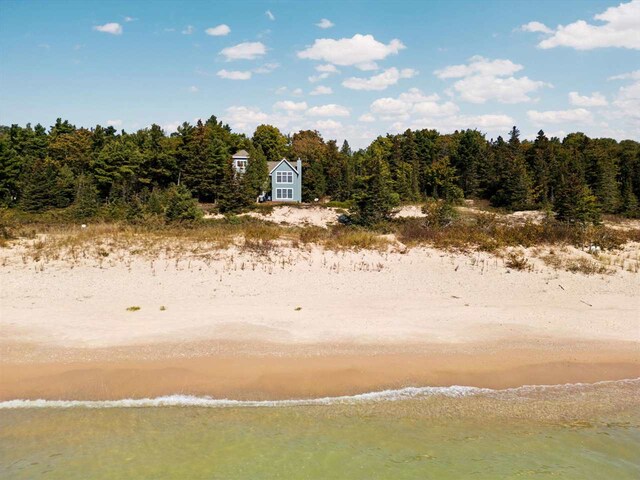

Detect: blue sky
[1,0,638,147]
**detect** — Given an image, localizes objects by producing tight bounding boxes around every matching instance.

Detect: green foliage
[165,184,203,221]
[349,154,399,226]
[1,118,637,224]
[554,165,601,225]
[252,124,288,163]
[422,199,459,228]
[72,174,99,220]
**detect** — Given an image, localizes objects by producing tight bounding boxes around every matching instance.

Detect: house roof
[268,158,299,175]
[232,149,249,158]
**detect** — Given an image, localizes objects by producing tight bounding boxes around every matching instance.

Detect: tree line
[1,117,638,225]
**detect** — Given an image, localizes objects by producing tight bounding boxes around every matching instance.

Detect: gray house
[268,158,302,202]
[231,149,249,174]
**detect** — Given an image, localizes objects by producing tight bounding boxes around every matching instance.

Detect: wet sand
[2,338,638,401]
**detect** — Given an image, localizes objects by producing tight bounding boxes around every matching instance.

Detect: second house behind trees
[232,150,302,202]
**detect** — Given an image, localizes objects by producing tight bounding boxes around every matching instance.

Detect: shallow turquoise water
[1,381,639,479]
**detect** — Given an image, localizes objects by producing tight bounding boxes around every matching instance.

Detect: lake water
[1,380,638,479]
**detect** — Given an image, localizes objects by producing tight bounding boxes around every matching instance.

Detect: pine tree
[349,154,399,226]
[554,158,601,225]
[72,174,99,219]
[217,157,244,213]
[165,184,202,221]
[242,146,268,203]
[0,136,20,205]
[19,158,58,212]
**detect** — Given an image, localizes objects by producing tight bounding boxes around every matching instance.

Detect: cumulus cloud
[434,56,522,79]
[527,108,593,124]
[342,67,417,91]
[569,91,608,107]
[265,10,275,21]
[205,24,231,36]
[306,104,350,117]
[316,18,335,29]
[368,88,458,119]
[182,25,195,35]
[220,42,266,60]
[310,86,333,95]
[275,86,303,96]
[217,69,252,80]
[435,55,549,103]
[254,63,279,74]
[608,70,640,81]
[520,21,552,34]
[273,100,309,112]
[106,119,122,127]
[524,0,640,50]
[316,64,339,73]
[395,114,514,134]
[93,23,122,35]
[359,113,376,122]
[315,119,342,130]
[297,34,405,70]
[224,106,269,130]
[308,73,330,83]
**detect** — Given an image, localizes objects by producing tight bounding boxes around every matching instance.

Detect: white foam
[1,378,637,409]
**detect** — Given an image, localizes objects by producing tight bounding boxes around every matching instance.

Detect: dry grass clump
[396,213,638,253]
[505,251,531,271]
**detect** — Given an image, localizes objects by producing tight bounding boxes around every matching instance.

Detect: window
[275,188,294,200]
[235,160,247,173]
[276,171,293,183]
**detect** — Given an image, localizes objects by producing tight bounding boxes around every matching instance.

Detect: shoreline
[2,338,638,401]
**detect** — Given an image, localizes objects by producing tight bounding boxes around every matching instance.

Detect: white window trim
[275,188,294,200]
[276,171,294,184]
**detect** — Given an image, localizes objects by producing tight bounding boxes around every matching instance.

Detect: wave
[1,378,638,409]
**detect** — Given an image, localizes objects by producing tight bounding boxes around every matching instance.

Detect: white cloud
[182,25,195,35]
[453,75,549,104]
[568,91,608,107]
[527,108,593,124]
[188,86,199,93]
[310,86,333,95]
[608,70,640,81]
[224,106,269,130]
[368,88,458,119]
[316,64,339,73]
[370,97,412,117]
[529,0,640,50]
[205,24,231,36]
[123,16,136,23]
[520,21,552,34]
[435,55,549,103]
[93,23,122,35]
[316,18,335,29]
[254,63,279,74]
[308,73,330,83]
[220,42,267,60]
[161,121,181,133]
[359,113,376,122]
[297,34,405,70]
[273,100,309,112]
[397,114,515,133]
[434,55,522,79]
[217,69,252,80]
[275,86,303,96]
[315,119,342,130]
[265,10,275,21]
[107,119,122,127]
[342,67,416,91]
[306,104,350,117]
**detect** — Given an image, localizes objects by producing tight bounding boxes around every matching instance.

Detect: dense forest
[1,116,639,225]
